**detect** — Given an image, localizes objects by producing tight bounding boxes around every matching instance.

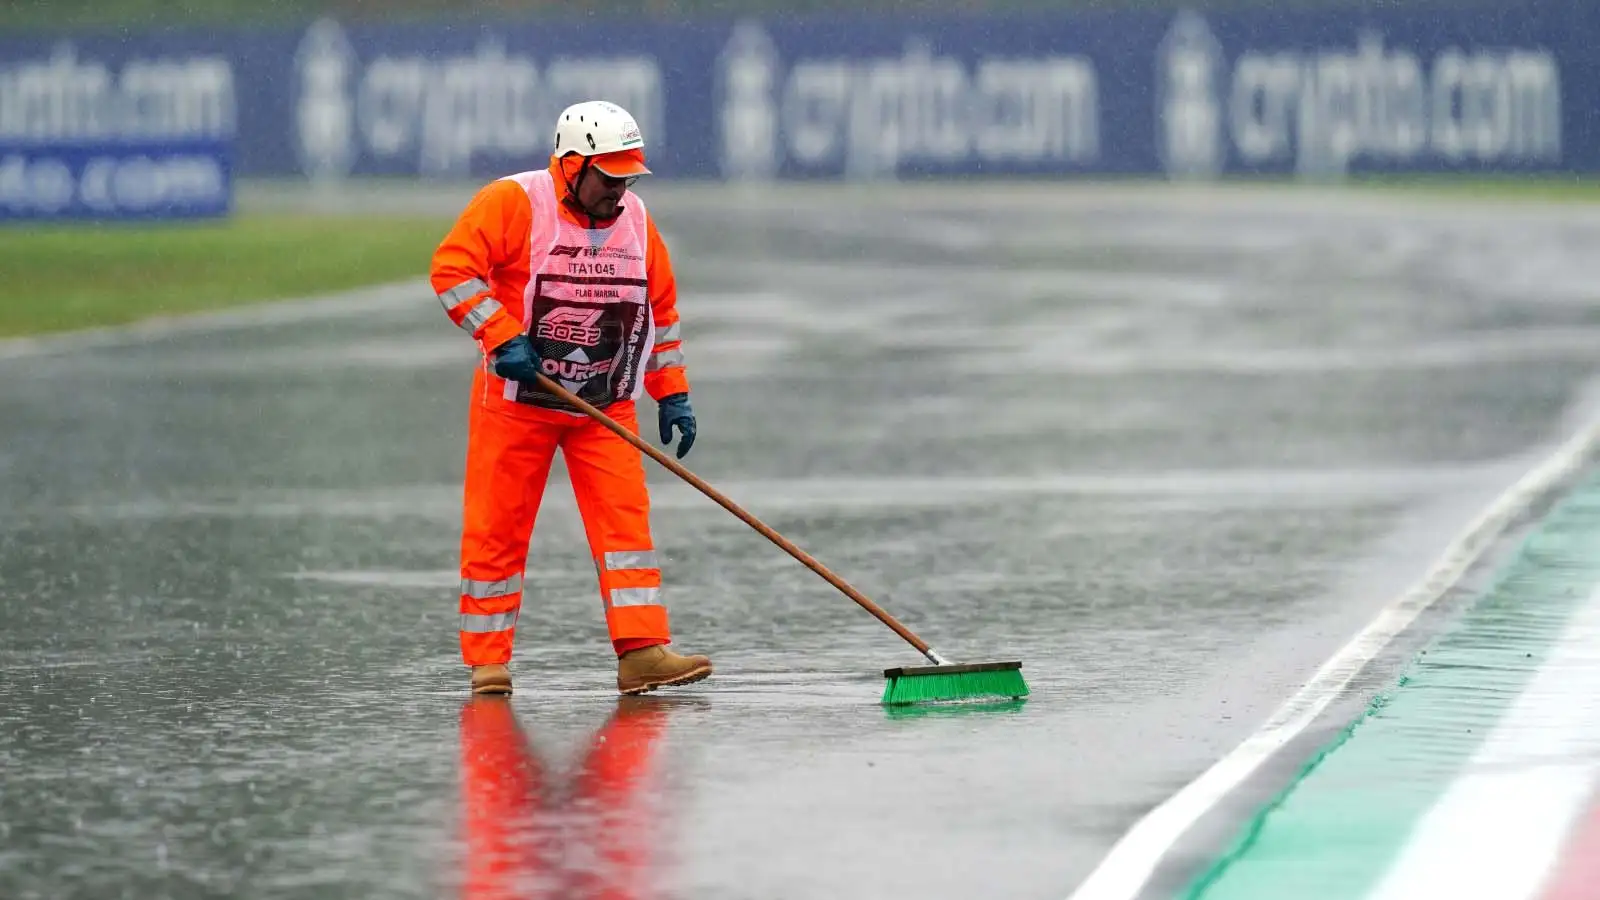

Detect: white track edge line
[1065,415,1600,900]
[0,278,426,361]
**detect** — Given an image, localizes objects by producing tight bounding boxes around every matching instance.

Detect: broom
[532,373,1029,706]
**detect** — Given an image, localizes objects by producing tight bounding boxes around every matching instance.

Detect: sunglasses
[594,171,641,189]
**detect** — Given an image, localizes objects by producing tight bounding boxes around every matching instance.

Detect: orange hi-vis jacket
[430,156,690,408]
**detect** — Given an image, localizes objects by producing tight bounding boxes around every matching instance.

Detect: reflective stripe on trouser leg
[458,368,563,666]
[460,574,522,635]
[562,401,670,644]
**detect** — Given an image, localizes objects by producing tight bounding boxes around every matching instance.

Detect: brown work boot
[470,663,512,695]
[616,644,712,695]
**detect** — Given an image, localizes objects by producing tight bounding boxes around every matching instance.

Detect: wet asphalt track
[5,182,1600,900]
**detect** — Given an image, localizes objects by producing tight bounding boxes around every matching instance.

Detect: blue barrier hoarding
[0,142,231,220]
[1152,6,1579,179]
[0,43,235,219]
[0,2,1593,187]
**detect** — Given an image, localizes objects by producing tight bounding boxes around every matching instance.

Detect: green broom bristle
[881,667,1029,705]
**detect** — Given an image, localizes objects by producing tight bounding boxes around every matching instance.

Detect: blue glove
[657,393,696,459]
[490,335,542,382]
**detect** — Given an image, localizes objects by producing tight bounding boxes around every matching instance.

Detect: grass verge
[6,174,1595,340]
[0,214,452,338]
[1328,173,1600,203]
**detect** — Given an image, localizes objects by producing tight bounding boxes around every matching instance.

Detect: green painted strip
[1184,475,1600,900]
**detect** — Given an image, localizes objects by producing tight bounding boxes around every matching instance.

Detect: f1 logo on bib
[537,308,605,346]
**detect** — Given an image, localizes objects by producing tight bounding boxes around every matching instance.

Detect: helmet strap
[562,156,589,203]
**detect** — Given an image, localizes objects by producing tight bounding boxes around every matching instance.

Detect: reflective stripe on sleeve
[461,573,523,599]
[460,610,519,633]
[460,298,504,333]
[609,587,661,607]
[438,278,491,309]
[656,322,680,343]
[646,348,684,371]
[603,550,659,571]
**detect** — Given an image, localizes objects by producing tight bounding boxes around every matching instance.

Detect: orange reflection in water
[457,696,684,900]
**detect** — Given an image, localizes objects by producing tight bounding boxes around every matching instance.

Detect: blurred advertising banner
[0,44,234,219]
[2,2,1594,186]
[713,4,1585,181]
[275,15,1105,181]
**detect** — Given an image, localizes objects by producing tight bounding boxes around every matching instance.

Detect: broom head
[881,660,1028,706]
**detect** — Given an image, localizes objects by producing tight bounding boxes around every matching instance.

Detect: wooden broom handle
[534,373,935,657]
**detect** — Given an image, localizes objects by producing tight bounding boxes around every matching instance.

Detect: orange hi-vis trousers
[458,368,669,667]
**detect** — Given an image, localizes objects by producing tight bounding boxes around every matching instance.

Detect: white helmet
[553,100,650,176]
